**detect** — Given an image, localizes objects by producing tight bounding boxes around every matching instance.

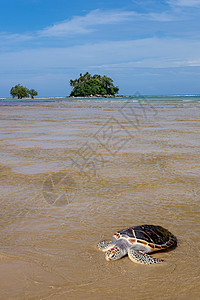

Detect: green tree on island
[10,84,38,99]
[29,89,38,99]
[69,72,119,97]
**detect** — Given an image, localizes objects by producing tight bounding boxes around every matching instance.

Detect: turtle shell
[114,224,177,251]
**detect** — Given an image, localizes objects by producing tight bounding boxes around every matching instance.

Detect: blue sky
[1,0,200,97]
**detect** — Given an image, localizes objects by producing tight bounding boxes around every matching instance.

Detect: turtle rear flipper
[97,241,113,252]
[128,248,163,264]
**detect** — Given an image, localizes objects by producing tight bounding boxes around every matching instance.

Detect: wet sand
[0,100,200,299]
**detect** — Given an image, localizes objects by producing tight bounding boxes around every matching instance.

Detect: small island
[10,84,38,99]
[69,72,119,97]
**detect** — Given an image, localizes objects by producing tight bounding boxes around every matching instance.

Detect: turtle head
[97,240,113,252]
[105,246,124,261]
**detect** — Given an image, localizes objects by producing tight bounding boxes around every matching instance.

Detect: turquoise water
[1,94,200,105]
[140,94,200,102]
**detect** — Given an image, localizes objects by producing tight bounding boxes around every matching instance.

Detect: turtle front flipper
[128,248,163,264]
[97,241,113,252]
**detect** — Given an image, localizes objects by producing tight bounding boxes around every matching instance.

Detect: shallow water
[0,100,200,299]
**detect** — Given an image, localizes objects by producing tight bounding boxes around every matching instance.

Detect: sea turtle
[98,224,177,264]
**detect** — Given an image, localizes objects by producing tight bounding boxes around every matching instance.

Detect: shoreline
[0,95,124,101]
[1,94,200,105]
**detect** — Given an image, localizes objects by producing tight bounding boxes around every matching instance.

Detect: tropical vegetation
[70,72,119,97]
[10,84,38,99]
[29,89,38,99]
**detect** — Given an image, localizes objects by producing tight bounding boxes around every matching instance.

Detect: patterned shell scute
[116,227,136,239]
[118,225,176,246]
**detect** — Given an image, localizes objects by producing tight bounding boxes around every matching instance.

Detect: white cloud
[38,9,177,38]
[0,8,179,45]
[39,9,137,37]
[182,59,200,66]
[1,37,200,71]
[148,12,175,21]
[90,58,200,69]
[167,0,200,7]
[0,32,33,43]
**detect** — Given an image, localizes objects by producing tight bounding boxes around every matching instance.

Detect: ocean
[1,94,200,106]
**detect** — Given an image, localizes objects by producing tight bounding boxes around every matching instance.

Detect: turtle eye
[109,253,116,260]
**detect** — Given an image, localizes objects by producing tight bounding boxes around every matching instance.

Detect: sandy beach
[0,99,199,299]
